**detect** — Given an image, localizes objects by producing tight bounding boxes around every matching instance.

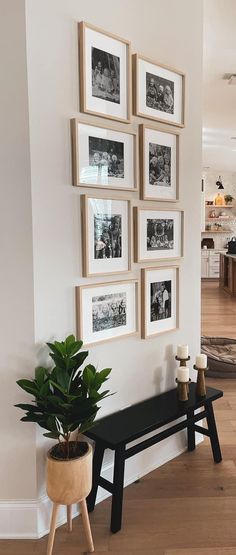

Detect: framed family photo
[133,54,185,127]
[140,124,179,201]
[81,195,131,277]
[76,280,139,345]
[79,22,131,123]
[71,119,138,191]
[141,266,179,339]
[134,207,184,263]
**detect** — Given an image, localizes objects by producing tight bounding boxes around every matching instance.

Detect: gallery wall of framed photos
[71,19,186,346]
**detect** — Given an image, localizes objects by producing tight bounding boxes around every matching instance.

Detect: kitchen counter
[219,253,236,295]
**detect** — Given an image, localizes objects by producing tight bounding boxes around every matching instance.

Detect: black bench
[86,382,223,533]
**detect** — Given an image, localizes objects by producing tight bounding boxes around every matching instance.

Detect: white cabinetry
[201,251,208,277]
[201,250,226,278]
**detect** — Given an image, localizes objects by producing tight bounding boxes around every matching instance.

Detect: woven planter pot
[46,442,92,505]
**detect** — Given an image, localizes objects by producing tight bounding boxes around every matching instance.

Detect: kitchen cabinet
[219,254,236,295]
[201,250,226,279]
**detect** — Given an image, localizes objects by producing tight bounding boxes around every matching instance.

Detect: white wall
[0,0,38,537]
[0,0,203,538]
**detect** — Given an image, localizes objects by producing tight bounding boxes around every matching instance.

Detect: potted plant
[15,334,112,553]
[224,194,234,205]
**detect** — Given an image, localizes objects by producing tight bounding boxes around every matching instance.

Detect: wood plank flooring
[201,279,236,338]
[1,281,236,554]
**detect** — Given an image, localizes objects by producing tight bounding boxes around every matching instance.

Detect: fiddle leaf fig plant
[15,335,112,459]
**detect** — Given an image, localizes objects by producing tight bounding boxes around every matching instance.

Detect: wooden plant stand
[46,443,94,555]
[47,499,94,555]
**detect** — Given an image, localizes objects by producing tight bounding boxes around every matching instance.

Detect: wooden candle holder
[176,378,191,402]
[194,364,207,397]
[175,355,191,368]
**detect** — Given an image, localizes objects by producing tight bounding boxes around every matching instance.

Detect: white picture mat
[138,58,183,124]
[85,27,128,119]
[139,210,182,260]
[87,198,129,274]
[146,267,177,336]
[144,128,177,200]
[81,282,137,344]
[78,123,134,188]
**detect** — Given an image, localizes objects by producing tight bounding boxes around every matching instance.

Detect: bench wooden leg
[67,504,72,532]
[205,401,222,463]
[80,498,94,552]
[47,503,59,555]
[87,442,105,512]
[110,445,125,534]
[187,408,196,451]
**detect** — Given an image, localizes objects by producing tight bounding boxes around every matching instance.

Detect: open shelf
[205,204,234,209]
[202,230,233,234]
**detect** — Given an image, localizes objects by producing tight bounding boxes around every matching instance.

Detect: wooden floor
[2,281,236,554]
[202,279,236,338]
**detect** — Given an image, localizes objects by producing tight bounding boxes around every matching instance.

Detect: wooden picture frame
[81,194,132,277]
[139,124,179,202]
[76,279,139,346]
[71,118,138,191]
[134,206,184,263]
[141,266,179,339]
[133,53,185,128]
[79,21,131,123]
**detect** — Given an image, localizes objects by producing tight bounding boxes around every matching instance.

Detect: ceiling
[203,0,236,171]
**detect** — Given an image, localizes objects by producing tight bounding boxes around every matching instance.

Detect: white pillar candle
[177,366,189,382]
[177,344,189,359]
[196,354,207,369]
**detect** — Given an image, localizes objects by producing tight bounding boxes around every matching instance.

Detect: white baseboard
[0,432,203,539]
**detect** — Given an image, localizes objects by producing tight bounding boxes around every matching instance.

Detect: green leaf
[98,368,112,381]
[21,414,43,423]
[83,366,94,388]
[15,403,41,412]
[39,380,50,398]
[43,431,60,439]
[49,380,66,395]
[50,353,66,370]
[56,368,70,390]
[84,364,96,375]
[17,379,38,396]
[35,367,46,387]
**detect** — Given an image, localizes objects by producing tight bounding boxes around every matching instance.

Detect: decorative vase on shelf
[215,193,224,206]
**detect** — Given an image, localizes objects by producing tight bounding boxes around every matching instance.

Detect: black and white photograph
[79,22,131,122]
[134,54,185,127]
[135,208,183,263]
[140,125,179,201]
[72,120,136,190]
[149,142,171,186]
[147,218,174,251]
[89,136,124,179]
[76,280,138,345]
[82,195,130,276]
[94,213,122,259]
[141,267,178,339]
[150,280,172,322]
[91,47,120,104]
[146,72,174,114]
[92,292,126,332]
